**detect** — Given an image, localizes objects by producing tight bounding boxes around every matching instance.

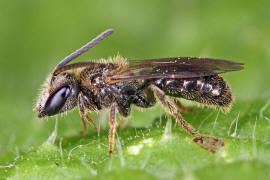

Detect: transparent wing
[108,57,244,82]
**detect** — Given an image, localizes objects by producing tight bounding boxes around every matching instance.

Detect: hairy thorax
[78,59,142,112]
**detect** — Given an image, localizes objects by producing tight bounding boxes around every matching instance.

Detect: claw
[80,130,87,136]
[109,150,114,157]
[193,136,224,153]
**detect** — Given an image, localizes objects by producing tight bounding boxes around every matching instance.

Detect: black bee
[35,29,244,155]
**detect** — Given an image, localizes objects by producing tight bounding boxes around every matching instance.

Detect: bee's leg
[149,85,198,137]
[149,85,224,153]
[172,98,196,114]
[85,115,99,131]
[78,93,98,135]
[78,93,89,136]
[109,103,117,156]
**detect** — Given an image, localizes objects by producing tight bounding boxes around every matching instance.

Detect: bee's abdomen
[153,75,232,108]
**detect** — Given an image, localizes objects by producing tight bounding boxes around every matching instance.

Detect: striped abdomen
[153,75,232,108]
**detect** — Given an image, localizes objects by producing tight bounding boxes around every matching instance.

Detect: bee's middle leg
[109,103,117,156]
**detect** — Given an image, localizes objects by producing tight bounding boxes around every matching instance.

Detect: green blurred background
[0,0,270,177]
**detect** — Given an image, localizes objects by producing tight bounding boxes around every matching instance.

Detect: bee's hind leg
[172,98,196,114]
[149,84,224,153]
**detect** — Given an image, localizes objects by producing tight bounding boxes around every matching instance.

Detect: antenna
[54,29,114,72]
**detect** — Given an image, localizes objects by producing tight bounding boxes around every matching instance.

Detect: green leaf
[1,0,270,179]
[1,99,270,180]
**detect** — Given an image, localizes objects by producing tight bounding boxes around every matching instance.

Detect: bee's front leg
[78,92,98,136]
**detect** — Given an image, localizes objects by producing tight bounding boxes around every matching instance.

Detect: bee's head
[34,29,114,118]
[35,73,79,118]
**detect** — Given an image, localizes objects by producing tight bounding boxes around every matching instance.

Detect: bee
[35,29,244,155]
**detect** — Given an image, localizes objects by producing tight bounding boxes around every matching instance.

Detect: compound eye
[44,86,71,116]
